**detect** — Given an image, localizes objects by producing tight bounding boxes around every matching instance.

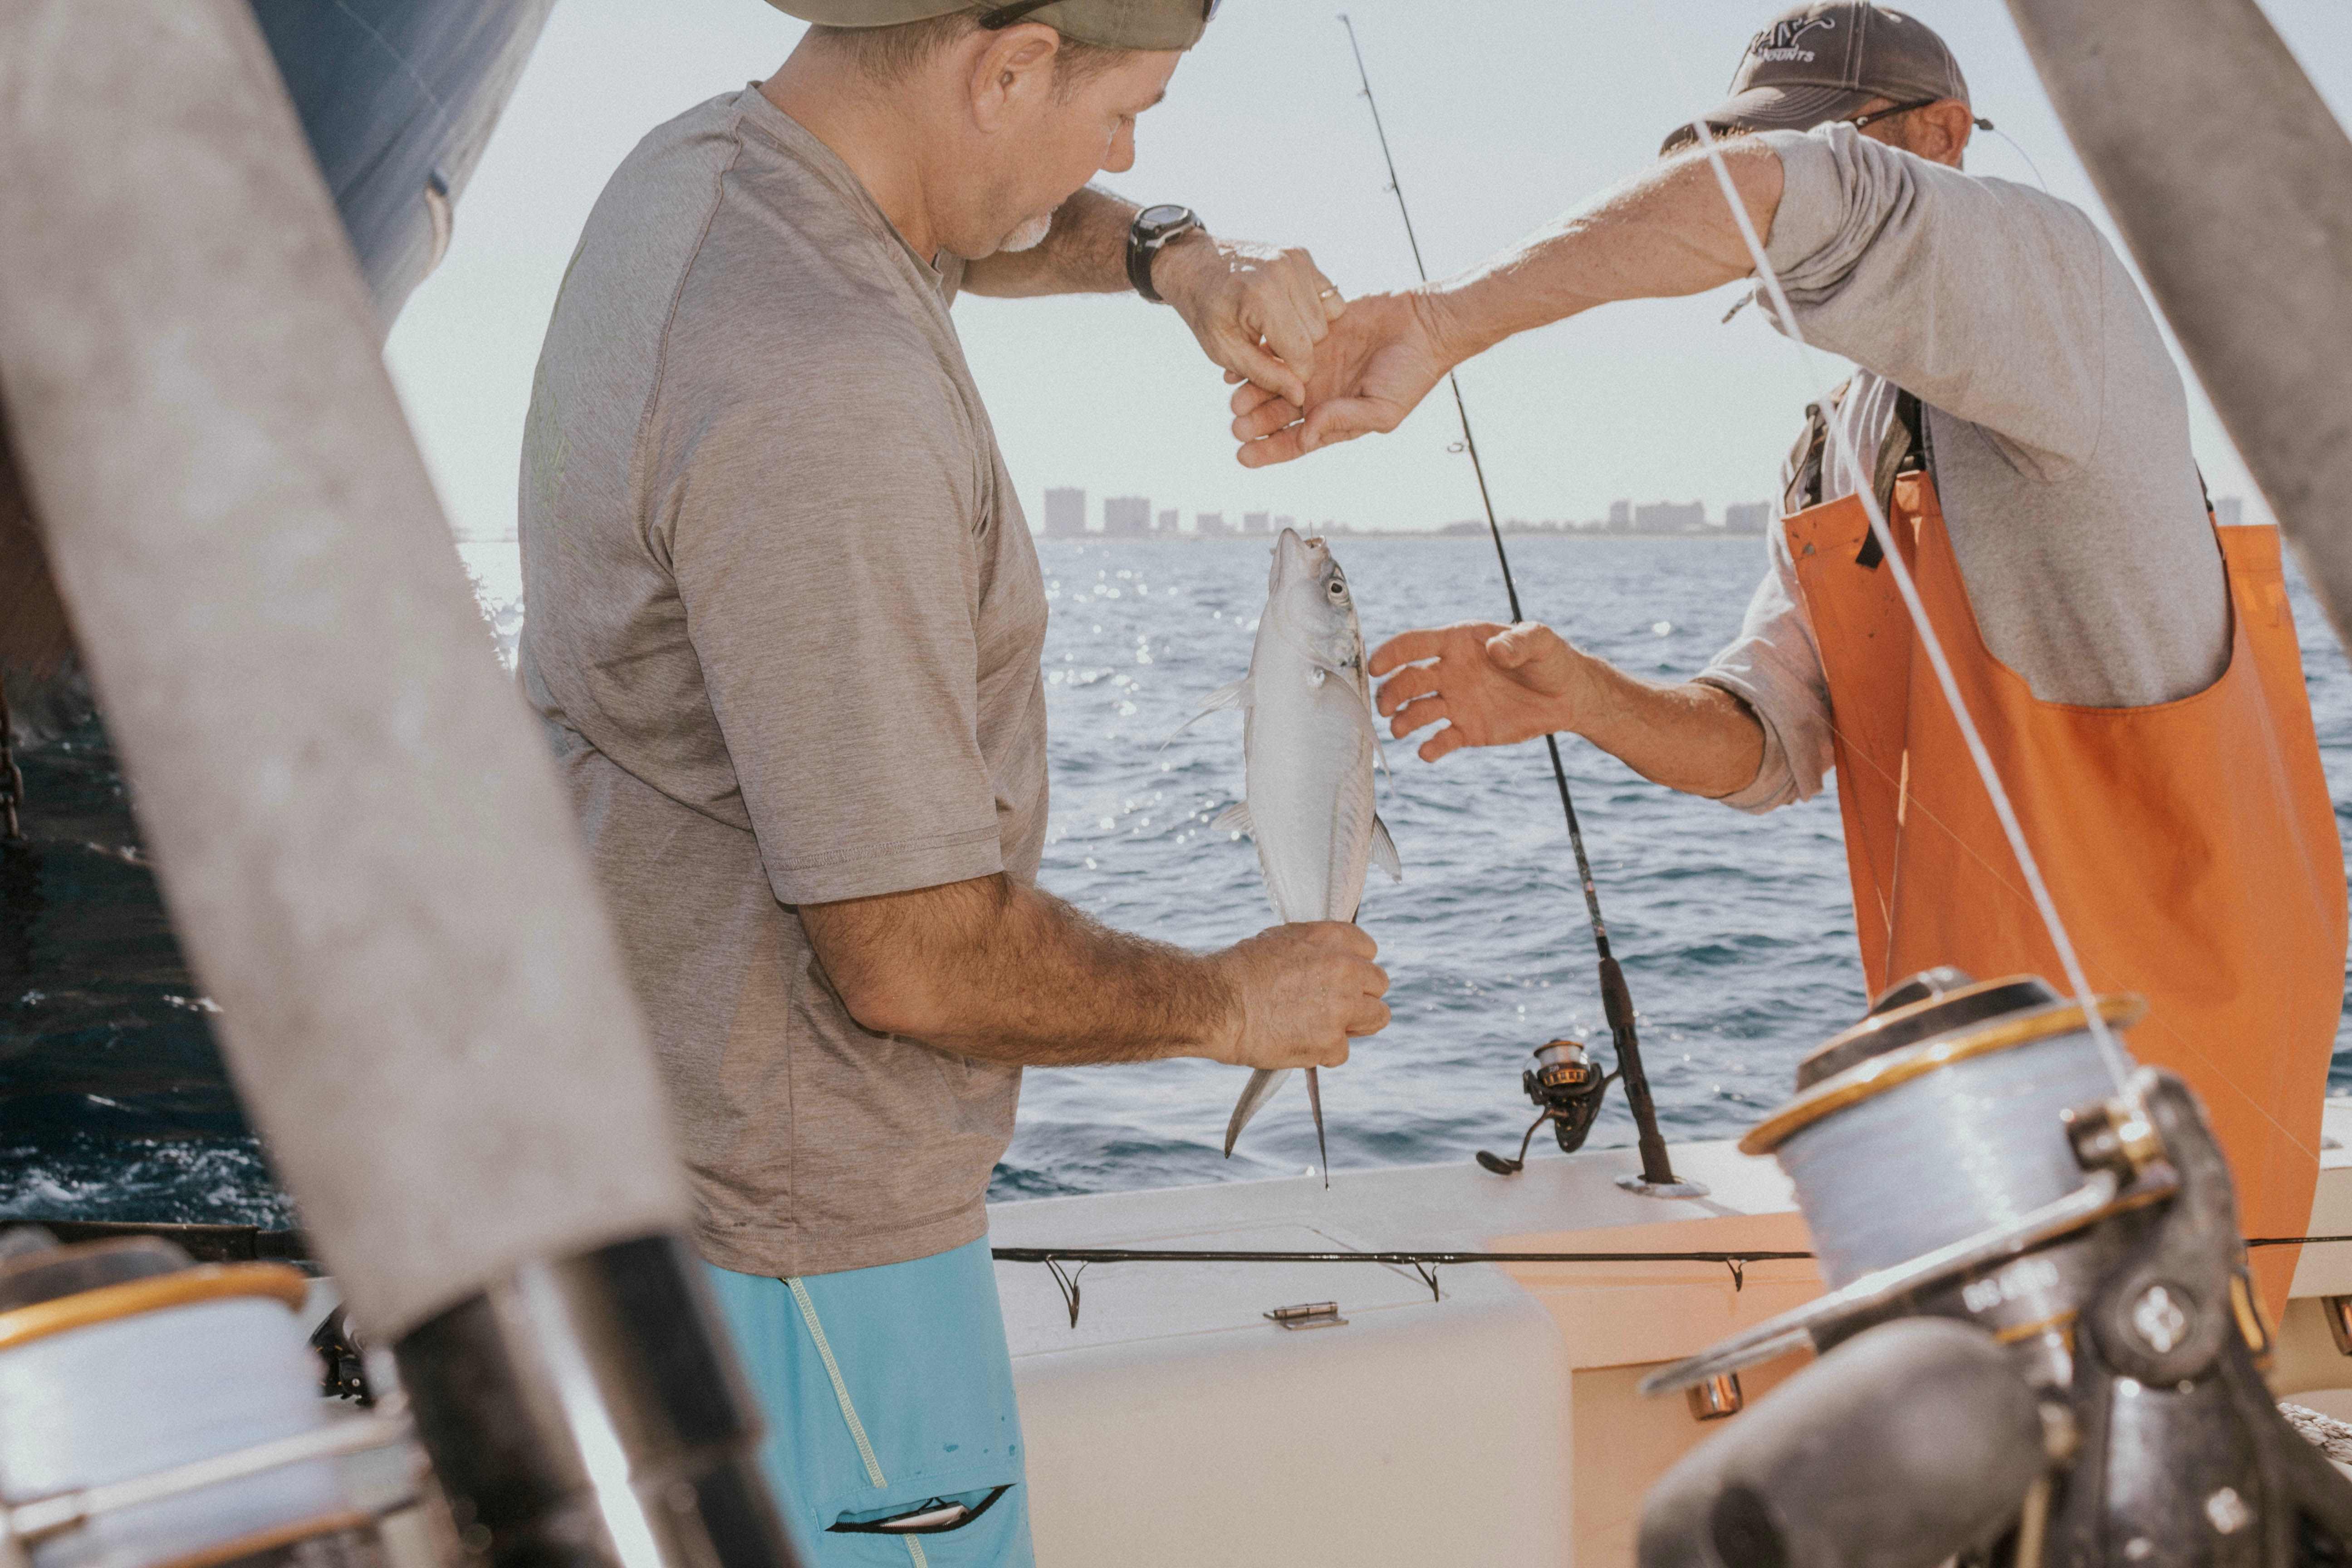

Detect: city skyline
[1027,484,2254,543]
[1033,484,1775,539]
[379,3,2346,547]
[1042,486,1305,538]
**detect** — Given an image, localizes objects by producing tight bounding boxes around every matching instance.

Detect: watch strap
[1126,232,1163,302]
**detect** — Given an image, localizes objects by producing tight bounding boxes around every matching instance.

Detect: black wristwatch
[1126,204,1203,304]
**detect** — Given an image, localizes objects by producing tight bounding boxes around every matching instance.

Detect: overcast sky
[384,0,2352,540]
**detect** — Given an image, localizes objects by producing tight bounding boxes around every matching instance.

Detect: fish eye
[1327,579,1348,599]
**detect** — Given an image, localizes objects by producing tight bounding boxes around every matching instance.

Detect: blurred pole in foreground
[2007,0,2352,650]
[0,4,801,1564]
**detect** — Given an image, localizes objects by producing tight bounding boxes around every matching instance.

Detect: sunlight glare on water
[5,533,2351,1224]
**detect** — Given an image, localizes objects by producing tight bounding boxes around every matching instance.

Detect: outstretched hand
[1370,621,1585,762]
[1228,290,1453,468]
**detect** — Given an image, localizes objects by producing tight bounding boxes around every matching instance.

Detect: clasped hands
[1161,241,1567,762]
[1152,234,1452,454]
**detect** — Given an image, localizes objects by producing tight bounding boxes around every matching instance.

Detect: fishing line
[1976,117,2053,194]
[1772,1022,2120,1285]
[1641,7,2132,1096]
[1338,14,1683,1191]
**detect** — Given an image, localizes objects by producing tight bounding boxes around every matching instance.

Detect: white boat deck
[992,1096,2352,1567]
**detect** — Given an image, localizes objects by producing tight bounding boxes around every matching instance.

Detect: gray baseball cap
[1661,3,1970,156]
[765,0,1215,52]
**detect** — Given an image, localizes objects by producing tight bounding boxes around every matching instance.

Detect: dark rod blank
[1336,13,1678,1186]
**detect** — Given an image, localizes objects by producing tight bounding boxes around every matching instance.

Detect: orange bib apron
[1785,472,2346,1312]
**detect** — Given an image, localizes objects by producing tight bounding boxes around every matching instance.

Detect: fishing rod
[1002,1231,2352,1327]
[998,1244,1816,1326]
[1336,14,1689,1196]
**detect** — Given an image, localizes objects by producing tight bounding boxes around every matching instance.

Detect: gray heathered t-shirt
[1696,123,2230,812]
[517,87,1048,1279]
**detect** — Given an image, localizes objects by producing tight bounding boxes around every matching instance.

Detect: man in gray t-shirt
[519,2,1388,1558]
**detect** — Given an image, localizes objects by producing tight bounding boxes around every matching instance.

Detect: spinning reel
[1637,970,2352,1568]
[1477,1038,1613,1174]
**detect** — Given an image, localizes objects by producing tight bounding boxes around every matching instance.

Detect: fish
[1172,528,1400,1179]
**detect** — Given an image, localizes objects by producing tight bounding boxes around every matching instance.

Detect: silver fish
[1174,529,1399,1176]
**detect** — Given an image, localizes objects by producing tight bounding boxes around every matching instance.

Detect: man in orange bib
[1230,0,2345,1312]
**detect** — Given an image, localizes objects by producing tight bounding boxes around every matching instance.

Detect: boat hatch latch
[2325,1296,2352,1357]
[1686,1372,1745,1421]
[1265,1301,1347,1331]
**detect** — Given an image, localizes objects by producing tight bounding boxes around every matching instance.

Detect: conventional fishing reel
[1476,1038,1612,1174]
[1636,969,2352,1568]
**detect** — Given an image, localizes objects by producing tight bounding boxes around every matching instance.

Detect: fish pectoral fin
[1210,801,1255,838]
[1202,673,1254,710]
[1361,681,1396,782]
[1370,813,1402,881]
[1157,676,1253,751]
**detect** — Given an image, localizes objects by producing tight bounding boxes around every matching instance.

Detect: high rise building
[1723,501,1773,535]
[1103,495,1152,536]
[1196,511,1228,536]
[1156,508,1179,534]
[1042,486,1086,538]
[2215,495,2245,527]
[1607,500,1632,530]
[1635,500,1707,534]
[1242,510,1270,534]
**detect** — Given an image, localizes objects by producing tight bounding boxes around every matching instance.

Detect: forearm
[1568,658,1767,800]
[960,185,1137,297]
[1422,142,1785,363]
[806,874,1235,1065]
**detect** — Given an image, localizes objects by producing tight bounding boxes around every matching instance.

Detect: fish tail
[1307,1067,1329,1189]
[1223,1066,1291,1156]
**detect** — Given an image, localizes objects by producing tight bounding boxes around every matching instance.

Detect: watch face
[1138,204,1193,234]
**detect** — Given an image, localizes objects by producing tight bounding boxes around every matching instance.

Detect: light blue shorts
[705,1237,1035,1568]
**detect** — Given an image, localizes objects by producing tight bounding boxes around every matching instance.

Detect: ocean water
[5,534,2351,1225]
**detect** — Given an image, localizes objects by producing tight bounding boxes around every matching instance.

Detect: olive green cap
[766,0,1211,52]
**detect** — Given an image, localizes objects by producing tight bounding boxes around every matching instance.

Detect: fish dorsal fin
[1211,801,1255,838]
[1157,675,1252,751]
[1371,813,1401,882]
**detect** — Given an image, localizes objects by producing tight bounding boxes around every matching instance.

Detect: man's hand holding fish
[1206,921,1390,1070]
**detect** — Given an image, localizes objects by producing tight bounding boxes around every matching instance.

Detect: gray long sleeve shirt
[1694,123,2229,813]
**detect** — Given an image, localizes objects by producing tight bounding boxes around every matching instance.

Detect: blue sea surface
[5,534,2350,1225]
